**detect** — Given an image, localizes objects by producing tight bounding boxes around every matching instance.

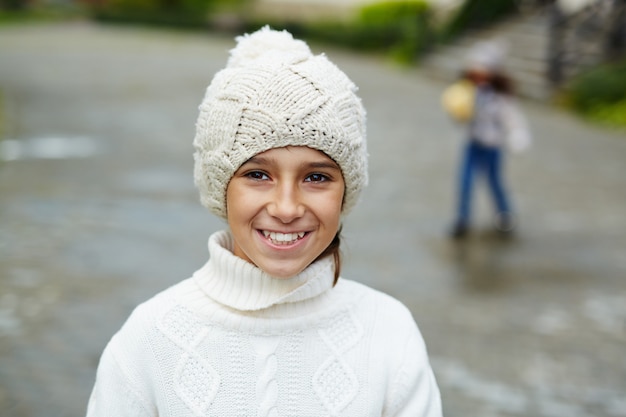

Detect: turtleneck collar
[191,230,335,312]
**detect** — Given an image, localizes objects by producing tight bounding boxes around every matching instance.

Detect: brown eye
[246,171,270,180]
[305,173,329,183]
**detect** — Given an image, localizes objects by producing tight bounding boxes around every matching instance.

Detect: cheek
[226,185,267,233]
[321,189,344,226]
[226,183,251,222]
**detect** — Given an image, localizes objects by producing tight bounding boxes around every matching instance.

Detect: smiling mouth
[261,230,307,245]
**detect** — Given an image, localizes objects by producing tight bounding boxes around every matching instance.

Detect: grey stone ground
[0,21,625,417]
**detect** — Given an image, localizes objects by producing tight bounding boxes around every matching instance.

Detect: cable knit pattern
[314,311,363,414]
[193,26,368,219]
[283,332,304,415]
[86,230,442,417]
[158,306,219,415]
[251,338,280,417]
[174,350,219,415]
[159,305,206,348]
[224,331,247,414]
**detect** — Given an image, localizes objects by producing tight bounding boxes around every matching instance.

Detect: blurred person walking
[441,40,531,238]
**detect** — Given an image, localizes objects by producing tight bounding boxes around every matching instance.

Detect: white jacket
[469,87,532,152]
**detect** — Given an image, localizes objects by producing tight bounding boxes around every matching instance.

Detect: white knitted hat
[193,26,368,219]
[465,39,508,72]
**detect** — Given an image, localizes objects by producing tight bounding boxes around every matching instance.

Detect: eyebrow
[243,156,341,171]
[307,161,341,170]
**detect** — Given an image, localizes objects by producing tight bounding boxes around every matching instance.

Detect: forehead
[243,146,339,167]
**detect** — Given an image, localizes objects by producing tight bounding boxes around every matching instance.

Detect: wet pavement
[0,21,625,417]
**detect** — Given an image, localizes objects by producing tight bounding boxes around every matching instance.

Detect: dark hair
[314,227,342,285]
[490,73,514,94]
[462,70,515,95]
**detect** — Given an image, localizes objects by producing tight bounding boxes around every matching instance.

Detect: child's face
[226,146,345,278]
[467,67,491,85]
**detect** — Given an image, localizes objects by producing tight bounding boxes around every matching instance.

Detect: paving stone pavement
[0,21,625,417]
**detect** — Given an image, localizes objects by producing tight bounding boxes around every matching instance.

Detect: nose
[267,184,305,223]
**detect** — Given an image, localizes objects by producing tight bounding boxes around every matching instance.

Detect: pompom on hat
[193,26,368,219]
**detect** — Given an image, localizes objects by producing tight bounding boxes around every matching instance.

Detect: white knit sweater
[87,231,442,417]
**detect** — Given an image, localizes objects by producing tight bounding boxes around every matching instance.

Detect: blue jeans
[455,140,511,225]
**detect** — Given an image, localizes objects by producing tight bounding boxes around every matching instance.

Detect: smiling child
[87,26,442,417]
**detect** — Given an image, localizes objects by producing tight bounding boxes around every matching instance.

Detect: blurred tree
[91,0,247,27]
[355,1,433,62]
[246,1,434,65]
[442,0,520,41]
[1,0,28,11]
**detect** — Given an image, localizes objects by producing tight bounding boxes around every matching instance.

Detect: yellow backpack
[441,80,476,123]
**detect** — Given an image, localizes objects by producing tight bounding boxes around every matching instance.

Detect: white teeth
[261,230,305,244]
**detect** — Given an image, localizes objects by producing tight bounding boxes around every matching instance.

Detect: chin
[260,262,309,279]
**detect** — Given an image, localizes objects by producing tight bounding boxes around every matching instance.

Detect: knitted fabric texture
[193,26,368,219]
[86,231,443,416]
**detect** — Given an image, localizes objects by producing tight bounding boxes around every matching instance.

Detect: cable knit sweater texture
[87,231,442,417]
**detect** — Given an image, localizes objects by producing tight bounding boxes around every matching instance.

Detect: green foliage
[92,0,229,28]
[352,1,433,63]
[106,0,209,15]
[441,0,519,41]
[567,60,626,111]
[0,9,28,23]
[0,0,27,11]
[585,100,626,126]
[0,1,86,23]
[562,59,626,127]
[247,1,433,65]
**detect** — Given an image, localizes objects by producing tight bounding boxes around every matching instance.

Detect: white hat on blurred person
[465,39,508,73]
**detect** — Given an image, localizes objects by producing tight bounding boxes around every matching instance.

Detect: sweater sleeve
[86,337,156,417]
[384,321,442,417]
[86,300,162,417]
